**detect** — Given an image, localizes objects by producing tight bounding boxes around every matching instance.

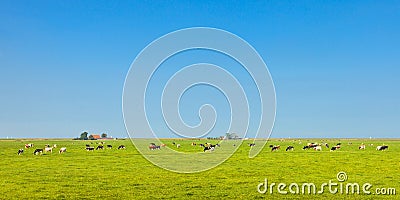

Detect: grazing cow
[376,145,388,151]
[359,144,366,150]
[176,144,181,148]
[53,144,57,148]
[191,142,196,146]
[286,146,294,151]
[249,143,256,147]
[96,145,104,150]
[86,144,90,147]
[44,147,53,153]
[107,145,112,149]
[33,149,43,155]
[314,146,322,151]
[203,146,215,152]
[271,145,281,152]
[172,142,176,145]
[86,147,95,151]
[337,143,342,146]
[302,146,309,150]
[59,147,67,154]
[149,144,160,150]
[17,149,24,155]
[331,146,341,151]
[118,145,126,149]
[25,143,34,149]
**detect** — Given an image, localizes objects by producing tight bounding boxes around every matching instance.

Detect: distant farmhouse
[89,134,101,140]
[75,132,113,140]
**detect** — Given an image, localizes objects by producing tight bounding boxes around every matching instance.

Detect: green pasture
[0,138,398,199]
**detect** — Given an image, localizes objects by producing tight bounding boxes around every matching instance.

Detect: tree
[101,133,107,138]
[80,132,88,140]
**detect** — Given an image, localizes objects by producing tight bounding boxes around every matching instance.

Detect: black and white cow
[118,145,126,150]
[203,146,215,152]
[96,145,104,150]
[86,147,95,151]
[107,145,112,149]
[17,149,24,155]
[33,149,43,155]
[286,146,294,151]
[271,145,281,152]
[331,146,341,151]
[376,145,388,151]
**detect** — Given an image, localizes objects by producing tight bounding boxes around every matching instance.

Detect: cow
[59,147,67,154]
[25,143,34,149]
[324,143,330,149]
[118,145,126,150]
[376,145,388,151]
[359,144,366,150]
[107,145,112,149]
[149,144,160,150]
[286,146,294,151]
[302,146,309,150]
[331,146,341,151]
[53,144,57,148]
[33,149,43,155]
[17,149,24,155]
[249,143,256,147]
[314,146,322,151]
[44,147,53,153]
[96,145,104,150]
[86,147,95,151]
[271,145,281,152]
[203,146,215,152]
[176,144,181,148]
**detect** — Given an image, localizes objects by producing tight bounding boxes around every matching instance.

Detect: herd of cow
[265,142,390,152]
[148,142,221,152]
[17,141,390,155]
[17,142,126,155]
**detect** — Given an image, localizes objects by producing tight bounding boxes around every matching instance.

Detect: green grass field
[0,138,398,199]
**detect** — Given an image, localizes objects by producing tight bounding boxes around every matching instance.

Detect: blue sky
[0,1,399,138]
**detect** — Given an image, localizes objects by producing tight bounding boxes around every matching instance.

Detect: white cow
[44,147,53,153]
[59,147,67,154]
[314,146,322,151]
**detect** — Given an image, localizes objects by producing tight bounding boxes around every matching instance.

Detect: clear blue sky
[0,1,399,138]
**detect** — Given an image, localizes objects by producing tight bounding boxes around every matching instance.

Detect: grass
[0,138,398,199]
